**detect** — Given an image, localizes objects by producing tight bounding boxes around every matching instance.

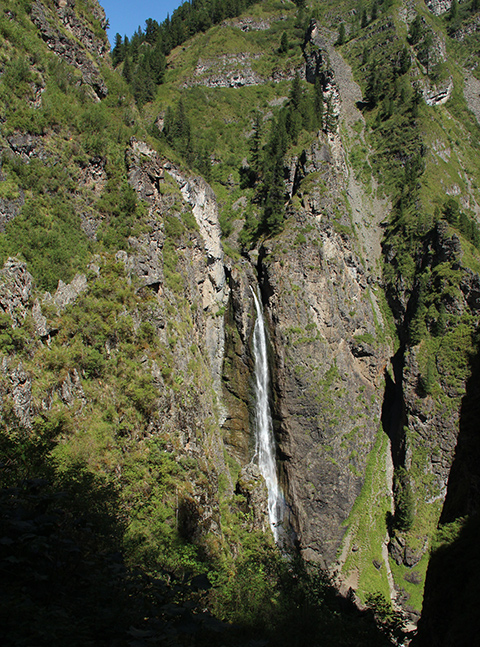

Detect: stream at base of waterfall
[251,287,287,545]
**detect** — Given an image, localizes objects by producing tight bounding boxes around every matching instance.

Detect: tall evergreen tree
[279,31,289,54]
[249,112,263,178]
[112,33,124,67]
[122,55,131,84]
[450,0,458,21]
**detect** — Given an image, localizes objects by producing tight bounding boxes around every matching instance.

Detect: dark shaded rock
[0,192,24,232]
[404,570,422,585]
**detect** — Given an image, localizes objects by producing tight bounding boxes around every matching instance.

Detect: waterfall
[251,286,285,543]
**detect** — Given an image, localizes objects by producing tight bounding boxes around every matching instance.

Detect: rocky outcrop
[6,133,46,161]
[452,14,480,41]
[165,165,229,412]
[184,53,304,88]
[0,259,32,327]
[222,260,257,464]
[1,360,33,428]
[30,0,108,100]
[52,0,109,57]
[425,0,452,16]
[51,273,88,310]
[236,463,270,532]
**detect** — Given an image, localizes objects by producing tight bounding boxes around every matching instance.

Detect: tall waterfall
[251,287,285,543]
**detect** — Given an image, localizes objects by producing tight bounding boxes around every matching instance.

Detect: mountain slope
[1,0,480,644]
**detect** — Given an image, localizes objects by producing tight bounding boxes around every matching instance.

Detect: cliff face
[257,139,387,565]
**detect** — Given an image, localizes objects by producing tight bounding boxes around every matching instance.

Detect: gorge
[1,0,480,645]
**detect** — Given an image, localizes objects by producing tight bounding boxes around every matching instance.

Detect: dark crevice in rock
[381,347,407,469]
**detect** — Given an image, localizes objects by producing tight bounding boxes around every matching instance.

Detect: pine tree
[279,31,289,54]
[399,46,411,75]
[370,1,378,22]
[361,9,368,28]
[249,112,263,178]
[337,22,346,46]
[112,33,124,67]
[122,55,131,84]
[289,73,302,111]
[450,0,458,21]
[408,15,423,45]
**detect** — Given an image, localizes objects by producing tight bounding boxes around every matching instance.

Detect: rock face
[385,220,480,570]
[185,53,303,88]
[166,165,229,412]
[259,212,386,565]
[0,259,33,327]
[30,0,108,99]
[125,139,229,412]
[238,123,387,564]
[425,0,452,16]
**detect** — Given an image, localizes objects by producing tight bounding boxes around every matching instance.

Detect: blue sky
[99,1,184,44]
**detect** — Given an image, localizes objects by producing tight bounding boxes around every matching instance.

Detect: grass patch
[341,429,392,603]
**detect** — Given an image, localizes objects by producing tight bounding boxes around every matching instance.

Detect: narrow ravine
[250,286,286,544]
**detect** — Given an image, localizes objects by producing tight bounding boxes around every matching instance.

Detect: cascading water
[250,286,285,544]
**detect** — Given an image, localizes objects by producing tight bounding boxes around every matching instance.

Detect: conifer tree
[337,22,346,45]
[408,15,423,45]
[399,46,411,75]
[112,33,124,67]
[279,31,289,54]
[249,112,263,178]
[289,73,302,111]
[361,9,368,28]
[122,55,131,84]
[450,0,458,21]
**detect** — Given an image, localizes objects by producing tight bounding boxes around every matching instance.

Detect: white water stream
[251,287,285,543]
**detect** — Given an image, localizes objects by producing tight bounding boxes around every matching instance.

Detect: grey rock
[32,299,48,338]
[0,191,24,232]
[58,369,86,407]
[53,274,88,310]
[0,258,32,327]
[3,361,33,428]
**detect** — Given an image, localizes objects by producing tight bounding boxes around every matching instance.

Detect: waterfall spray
[250,286,285,543]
